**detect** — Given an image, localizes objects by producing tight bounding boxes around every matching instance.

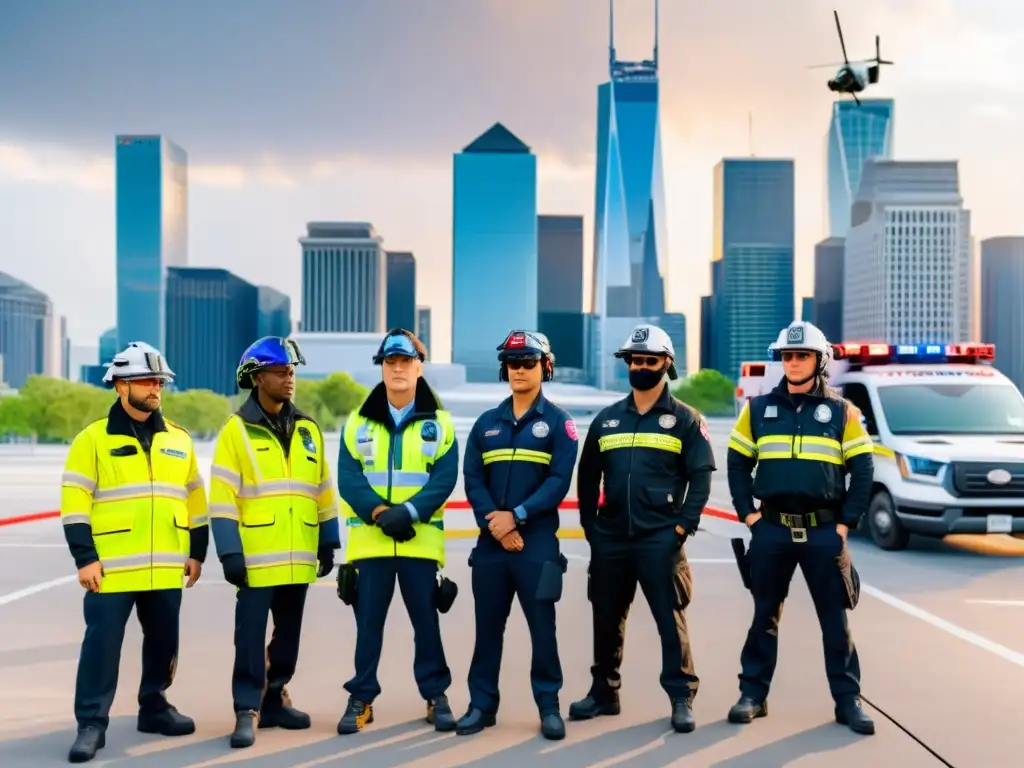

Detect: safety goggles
[281,338,306,365]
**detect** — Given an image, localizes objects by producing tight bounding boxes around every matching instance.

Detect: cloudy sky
[2,0,1023,374]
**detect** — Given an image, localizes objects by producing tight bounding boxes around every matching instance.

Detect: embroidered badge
[658,414,677,429]
[159,448,187,460]
[565,419,578,441]
[814,404,833,423]
[532,421,550,438]
[298,426,316,454]
[421,421,438,442]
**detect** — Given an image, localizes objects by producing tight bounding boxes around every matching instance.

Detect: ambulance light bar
[831,342,995,365]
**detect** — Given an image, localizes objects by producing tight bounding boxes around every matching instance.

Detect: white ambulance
[750,342,1024,551]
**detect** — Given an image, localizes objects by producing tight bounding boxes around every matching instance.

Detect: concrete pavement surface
[0,418,1022,765]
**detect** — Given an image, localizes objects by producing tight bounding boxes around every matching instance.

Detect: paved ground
[0,420,1023,765]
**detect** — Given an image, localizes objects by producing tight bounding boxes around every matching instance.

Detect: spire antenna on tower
[609,0,615,68]
[653,0,659,68]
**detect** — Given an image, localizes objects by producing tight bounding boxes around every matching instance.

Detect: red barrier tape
[0,504,741,527]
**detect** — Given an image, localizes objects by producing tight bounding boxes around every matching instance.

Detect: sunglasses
[625,354,663,367]
[506,359,539,370]
[781,351,813,361]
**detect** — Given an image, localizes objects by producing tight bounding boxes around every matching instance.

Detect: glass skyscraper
[0,271,52,388]
[257,286,291,339]
[385,251,416,332]
[710,159,795,380]
[538,215,584,371]
[451,122,537,382]
[115,135,188,352]
[827,99,894,237]
[166,267,258,395]
[299,223,386,333]
[591,0,669,389]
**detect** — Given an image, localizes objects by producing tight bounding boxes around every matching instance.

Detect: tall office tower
[0,271,53,388]
[799,298,813,323]
[299,222,387,333]
[826,99,894,237]
[386,251,417,331]
[166,267,258,395]
[659,311,687,378]
[981,237,1024,389]
[699,259,725,373]
[257,286,292,338]
[451,122,538,382]
[60,316,70,379]
[591,0,669,389]
[115,135,188,351]
[813,236,845,341]
[844,160,972,344]
[416,306,432,361]
[537,215,585,370]
[699,296,713,371]
[711,159,795,380]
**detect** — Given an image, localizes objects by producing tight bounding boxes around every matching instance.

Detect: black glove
[317,546,335,578]
[377,505,415,539]
[221,553,248,588]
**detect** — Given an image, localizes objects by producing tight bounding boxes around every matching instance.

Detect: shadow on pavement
[708,722,867,767]
[0,717,437,767]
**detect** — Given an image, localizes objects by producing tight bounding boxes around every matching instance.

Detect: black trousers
[587,527,698,702]
[74,588,182,731]
[232,583,309,712]
[738,520,861,705]
[344,557,451,703]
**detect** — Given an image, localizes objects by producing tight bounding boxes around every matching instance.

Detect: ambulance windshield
[877,383,1024,435]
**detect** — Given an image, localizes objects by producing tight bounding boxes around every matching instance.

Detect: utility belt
[759,503,838,543]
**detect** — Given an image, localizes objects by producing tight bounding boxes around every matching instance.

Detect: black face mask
[629,367,664,391]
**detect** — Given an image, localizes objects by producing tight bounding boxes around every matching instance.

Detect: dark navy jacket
[463,392,579,559]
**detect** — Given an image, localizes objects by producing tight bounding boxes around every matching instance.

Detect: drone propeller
[834,10,850,65]
[875,35,894,65]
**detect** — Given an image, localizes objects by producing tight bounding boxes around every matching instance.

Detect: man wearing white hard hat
[571,324,716,734]
[725,320,875,735]
[61,342,209,763]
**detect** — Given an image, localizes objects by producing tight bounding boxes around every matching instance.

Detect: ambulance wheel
[867,491,909,551]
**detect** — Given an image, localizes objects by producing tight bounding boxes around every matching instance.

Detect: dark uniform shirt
[463,392,579,555]
[577,385,716,538]
[726,379,875,527]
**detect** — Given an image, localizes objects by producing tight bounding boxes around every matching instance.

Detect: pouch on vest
[435,572,458,614]
[535,554,568,603]
[336,562,358,607]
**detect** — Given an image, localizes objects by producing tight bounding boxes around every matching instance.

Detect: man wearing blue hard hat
[335,328,459,735]
[209,336,341,749]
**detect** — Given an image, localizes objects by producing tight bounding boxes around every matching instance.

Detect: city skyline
[2,0,1023,375]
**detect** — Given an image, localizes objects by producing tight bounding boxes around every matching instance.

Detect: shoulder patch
[565,418,578,441]
[698,416,710,441]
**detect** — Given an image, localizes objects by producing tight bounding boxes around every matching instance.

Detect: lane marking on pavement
[966,599,1024,607]
[0,574,77,606]
[862,585,1024,669]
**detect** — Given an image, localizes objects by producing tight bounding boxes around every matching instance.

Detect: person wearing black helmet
[334,328,460,735]
[570,324,715,734]
[455,330,578,740]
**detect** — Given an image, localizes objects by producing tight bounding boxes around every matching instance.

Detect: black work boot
[137,705,196,736]
[541,711,566,740]
[230,711,258,748]
[259,688,311,730]
[728,695,768,724]
[455,707,496,736]
[337,698,374,735]
[671,698,695,733]
[835,698,875,735]
[426,694,456,732]
[68,726,105,763]
[568,693,620,720]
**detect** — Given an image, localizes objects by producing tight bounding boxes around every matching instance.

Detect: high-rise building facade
[709,158,795,379]
[537,215,584,371]
[813,236,845,341]
[416,305,432,361]
[980,237,1024,390]
[166,267,258,395]
[660,311,687,379]
[385,251,416,331]
[826,99,894,237]
[299,222,386,334]
[0,271,52,388]
[844,160,972,344]
[591,0,669,389]
[451,123,538,382]
[257,286,291,339]
[115,135,188,351]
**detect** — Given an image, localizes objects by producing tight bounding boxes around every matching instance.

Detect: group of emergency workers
[57,316,875,764]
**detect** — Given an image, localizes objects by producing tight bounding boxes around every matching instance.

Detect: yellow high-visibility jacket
[60,403,208,593]
[209,395,341,588]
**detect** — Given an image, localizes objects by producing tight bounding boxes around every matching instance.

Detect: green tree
[673,369,736,417]
[0,395,36,437]
[293,379,338,431]
[316,372,367,418]
[162,389,235,439]
[41,383,112,442]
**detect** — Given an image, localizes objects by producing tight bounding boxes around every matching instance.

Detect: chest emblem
[484,428,500,437]
[532,421,550,438]
[814,404,833,423]
[602,419,619,428]
[298,426,317,454]
[764,405,778,419]
[658,414,677,429]
[159,448,187,460]
[421,421,439,442]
